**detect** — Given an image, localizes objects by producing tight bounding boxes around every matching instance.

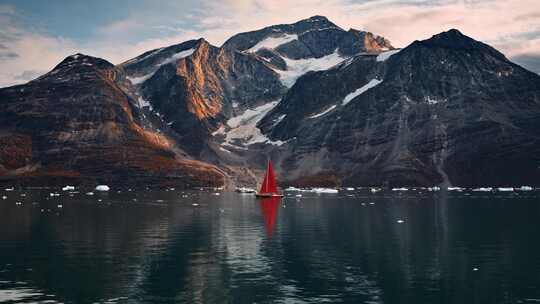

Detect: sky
[0,0,539,87]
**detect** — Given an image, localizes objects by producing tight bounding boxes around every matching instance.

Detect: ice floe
[62,185,75,191]
[518,186,533,191]
[497,187,514,192]
[95,185,110,191]
[392,187,409,191]
[472,187,493,192]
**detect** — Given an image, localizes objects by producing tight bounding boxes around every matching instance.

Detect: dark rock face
[2,16,539,188]
[223,15,393,59]
[120,39,285,154]
[260,29,540,186]
[0,54,224,187]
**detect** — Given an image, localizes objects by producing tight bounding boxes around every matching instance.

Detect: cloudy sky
[1,0,539,87]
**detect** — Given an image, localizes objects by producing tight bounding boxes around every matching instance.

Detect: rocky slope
[0,54,224,187]
[119,38,285,155]
[2,16,539,188]
[259,29,540,186]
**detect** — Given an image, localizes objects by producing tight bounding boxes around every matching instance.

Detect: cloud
[1,0,539,87]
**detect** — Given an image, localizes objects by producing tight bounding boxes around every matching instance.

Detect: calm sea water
[1,188,540,304]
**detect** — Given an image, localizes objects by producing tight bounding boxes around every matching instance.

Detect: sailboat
[255,160,284,198]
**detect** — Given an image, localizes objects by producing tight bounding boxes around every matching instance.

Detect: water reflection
[0,189,539,303]
[259,197,280,239]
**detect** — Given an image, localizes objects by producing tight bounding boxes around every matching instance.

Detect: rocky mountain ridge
[1,17,539,188]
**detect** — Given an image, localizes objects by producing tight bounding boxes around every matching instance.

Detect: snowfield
[127,48,195,86]
[342,79,382,105]
[248,34,299,53]
[376,49,400,62]
[309,105,337,119]
[274,49,347,87]
[213,101,285,148]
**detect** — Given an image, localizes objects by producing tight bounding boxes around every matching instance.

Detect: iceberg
[518,186,533,191]
[392,187,408,191]
[95,185,110,191]
[472,187,493,192]
[497,187,514,192]
[312,188,339,194]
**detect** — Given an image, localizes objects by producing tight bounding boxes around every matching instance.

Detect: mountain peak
[416,28,508,60]
[55,53,114,71]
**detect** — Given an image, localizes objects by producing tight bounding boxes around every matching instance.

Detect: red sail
[259,160,278,194]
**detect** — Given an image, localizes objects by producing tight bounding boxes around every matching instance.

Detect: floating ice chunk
[49,193,60,197]
[392,187,408,191]
[428,186,440,191]
[448,187,464,191]
[62,185,75,191]
[370,188,382,193]
[192,203,199,206]
[376,49,400,62]
[295,194,302,197]
[473,267,479,271]
[213,192,221,196]
[397,219,405,223]
[312,188,339,193]
[57,204,63,208]
[519,186,533,191]
[1,196,7,200]
[497,187,514,192]
[285,186,302,191]
[95,185,110,191]
[345,187,355,191]
[5,187,14,191]
[86,192,94,196]
[342,79,382,105]
[472,187,493,192]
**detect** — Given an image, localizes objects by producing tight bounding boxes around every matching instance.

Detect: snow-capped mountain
[1,17,539,188]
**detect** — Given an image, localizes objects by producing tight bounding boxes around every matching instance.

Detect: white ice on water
[95,185,110,191]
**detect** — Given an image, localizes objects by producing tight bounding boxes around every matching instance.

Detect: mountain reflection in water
[0,189,539,303]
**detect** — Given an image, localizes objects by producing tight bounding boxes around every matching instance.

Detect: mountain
[119,38,285,154]
[258,29,540,186]
[2,17,539,188]
[0,54,224,187]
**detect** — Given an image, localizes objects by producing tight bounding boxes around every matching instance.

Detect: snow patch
[274,49,346,88]
[248,34,298,53]
[426,96,446,105]
[342,79,382,105]
[376,49,400,62]
[127,74,153,85]
[126,48,195,86]
[309,105,337,119]
[214,101,285,147]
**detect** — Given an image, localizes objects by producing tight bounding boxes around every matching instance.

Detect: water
[1,188,540,303]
